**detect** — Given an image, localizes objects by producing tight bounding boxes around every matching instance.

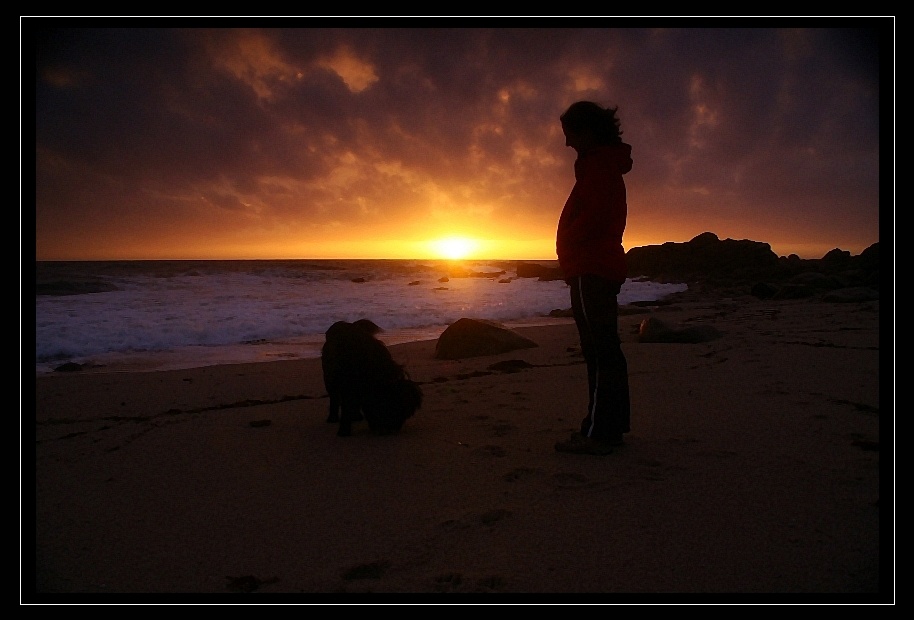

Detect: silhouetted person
[553,101,632,455]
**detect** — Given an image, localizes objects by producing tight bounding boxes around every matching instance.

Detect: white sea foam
[33,260,687,374]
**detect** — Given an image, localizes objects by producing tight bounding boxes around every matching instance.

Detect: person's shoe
[554,432,617,455]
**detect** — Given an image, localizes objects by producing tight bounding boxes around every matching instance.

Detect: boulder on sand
[435,318,539,360]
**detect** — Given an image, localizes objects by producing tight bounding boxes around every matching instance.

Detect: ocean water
[33,259,687,375]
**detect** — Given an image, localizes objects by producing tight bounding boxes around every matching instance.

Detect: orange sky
[30,25,888,261]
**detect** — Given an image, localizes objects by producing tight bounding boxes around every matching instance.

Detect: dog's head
[350,318,382,336]
[391,376,423,413]
[362,377,423,434]
[325,319,381,342]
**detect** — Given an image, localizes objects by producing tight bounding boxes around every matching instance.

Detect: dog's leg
[326,391,340,423]
[337,395,359,437]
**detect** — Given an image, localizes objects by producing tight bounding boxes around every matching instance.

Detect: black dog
[321,319,423,437]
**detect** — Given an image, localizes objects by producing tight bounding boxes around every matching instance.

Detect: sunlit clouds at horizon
[31,25,886,261]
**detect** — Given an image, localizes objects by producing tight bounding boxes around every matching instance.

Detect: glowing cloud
[317,45,379,93]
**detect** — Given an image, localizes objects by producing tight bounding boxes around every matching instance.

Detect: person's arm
[560,156,626,247]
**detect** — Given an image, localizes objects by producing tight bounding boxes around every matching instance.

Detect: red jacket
[556,143,632,284]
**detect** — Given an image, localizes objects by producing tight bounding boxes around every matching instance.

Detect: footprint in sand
[225,575,279,592]
[433,572,464,592]
[636,458,672,481]
[478,508,512,524]
[486,422,516,437]
[439,508,511,530]
[553,472,591,488]
[340,560,390,580]
[433,572,507,593]
[502,466,539,482]
[475,445,507,457]
[473,575,507,592]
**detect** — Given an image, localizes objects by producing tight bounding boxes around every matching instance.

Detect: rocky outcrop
[515,262,565,281]
[434,318,539,360]
[626,232,781,283]
[625,232,880,300]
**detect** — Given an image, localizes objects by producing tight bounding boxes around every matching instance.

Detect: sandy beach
[28,290,889,603]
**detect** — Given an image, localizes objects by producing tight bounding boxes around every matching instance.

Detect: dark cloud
[30,23,888,260]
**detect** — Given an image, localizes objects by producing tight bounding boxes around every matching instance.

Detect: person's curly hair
[560,101,623,145]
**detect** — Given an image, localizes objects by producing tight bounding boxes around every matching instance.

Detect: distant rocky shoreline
[518,231,880,303]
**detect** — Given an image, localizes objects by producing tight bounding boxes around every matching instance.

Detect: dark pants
[569,275,631,439]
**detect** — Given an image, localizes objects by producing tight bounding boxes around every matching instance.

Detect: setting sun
[429,236,479,260]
